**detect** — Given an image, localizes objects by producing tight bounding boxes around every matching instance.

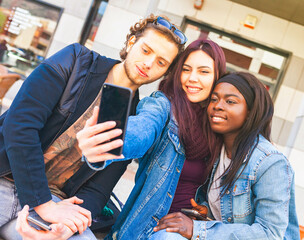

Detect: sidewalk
[112,160,138,203]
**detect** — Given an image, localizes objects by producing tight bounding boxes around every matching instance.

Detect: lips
[186,86,202,94]
[136,66,148,77]
[210,114,227,123]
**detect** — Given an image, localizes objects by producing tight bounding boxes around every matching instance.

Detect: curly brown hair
[119,14,185,60]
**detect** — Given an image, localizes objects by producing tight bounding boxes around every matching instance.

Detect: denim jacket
[193,135,300,240]
[92,91,186,240]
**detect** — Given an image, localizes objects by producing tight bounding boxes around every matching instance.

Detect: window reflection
[0,0,62,77]
[80,0,108,50]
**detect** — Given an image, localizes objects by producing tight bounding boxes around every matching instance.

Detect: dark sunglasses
[154,17,187,45]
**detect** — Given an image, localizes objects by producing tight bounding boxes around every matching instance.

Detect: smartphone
[98,83,132,156]
[181,208,206,220]
[27,216,52,231]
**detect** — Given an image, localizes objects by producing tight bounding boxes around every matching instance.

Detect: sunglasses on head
[154,17,187,45]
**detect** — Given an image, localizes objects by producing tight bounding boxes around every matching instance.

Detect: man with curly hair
[0,14,186,239]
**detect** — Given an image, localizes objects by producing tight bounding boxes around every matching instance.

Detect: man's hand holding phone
[77,83,132,163]
[16,205,73,240]
[77,106,125,163]
[33,196,91,234]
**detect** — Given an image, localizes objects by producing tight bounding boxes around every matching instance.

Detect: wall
[43,0,93,57]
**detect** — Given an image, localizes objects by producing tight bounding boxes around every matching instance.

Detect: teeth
[187,87,201,91]
[213,116,224,121]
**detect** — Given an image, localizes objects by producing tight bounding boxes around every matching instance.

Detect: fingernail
[115,129,123,134]
[116,140,123,146]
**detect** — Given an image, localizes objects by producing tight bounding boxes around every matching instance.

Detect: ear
[246,110,250,120]
[126,35,136,53]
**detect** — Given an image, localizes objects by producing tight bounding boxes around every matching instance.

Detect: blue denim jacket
[92,91,186,240]
[193,135,300,240]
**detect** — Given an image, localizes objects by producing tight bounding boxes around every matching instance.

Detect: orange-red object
[300,225,304,239]
[194,0,204,10]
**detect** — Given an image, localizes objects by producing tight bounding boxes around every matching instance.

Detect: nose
[213,99,224,110]
[143,57,155,69]
[189,71,198,82]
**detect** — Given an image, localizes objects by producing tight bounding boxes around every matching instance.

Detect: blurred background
[0,0,303,237]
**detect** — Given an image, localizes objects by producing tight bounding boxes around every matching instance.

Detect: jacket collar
[91,53,121,74]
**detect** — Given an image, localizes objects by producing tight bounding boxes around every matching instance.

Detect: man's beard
[123,58,138,85]
[123,58,155,86]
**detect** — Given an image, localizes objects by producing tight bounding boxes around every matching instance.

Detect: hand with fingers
[76,106,125,163]
[153,212,193,239]
[16,205,73,240]
[190,198,208,218]
[33,196,91,235]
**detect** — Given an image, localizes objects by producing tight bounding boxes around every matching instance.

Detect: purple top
[168,156,208,213]
[169,103,210,213]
